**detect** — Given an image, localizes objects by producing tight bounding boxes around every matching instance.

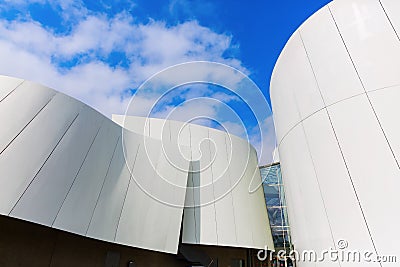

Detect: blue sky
[0,0,330,163]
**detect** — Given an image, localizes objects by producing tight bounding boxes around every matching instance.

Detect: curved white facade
[0,75,272,254]
[271,0,400,265]
[112,115,273,250]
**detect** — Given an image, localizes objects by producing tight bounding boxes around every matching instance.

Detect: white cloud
[220,121,247,138]
[0,2,277,164]
[0,10,244,115]
[249,116,277,165]
[153,98,218,123]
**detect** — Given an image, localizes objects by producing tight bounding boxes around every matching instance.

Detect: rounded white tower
[271,0,400,266]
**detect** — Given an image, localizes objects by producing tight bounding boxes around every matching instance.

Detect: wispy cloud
[0,1,276,164]
[0,11,241,112]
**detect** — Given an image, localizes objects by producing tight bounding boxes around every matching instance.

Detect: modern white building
[0,75,273,266]
[2,1,399,266]
[271,0,400,266]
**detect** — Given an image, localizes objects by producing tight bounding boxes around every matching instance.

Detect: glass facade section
[260,163,292,251]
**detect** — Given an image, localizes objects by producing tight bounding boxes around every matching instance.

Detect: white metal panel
[271,31,325,142]
[86,136,138,243]
[329,0,400,91]
[117,116,272,250]
[131,136,187,206]
[369,86,400,164]
[208,129,237,246]
[190,126,218,245]
[270,36,302,143]
[161,121,190,175]
[228,135,254,248]
[278,123,336,264]
[191,159,201,245]
[169,120,192,171]
[163,144,190,251]
[0,75,23,101]
[328,94,400,257]
[112,114,150,137]
[286,32,324,121]
[280,32,324,120]
[246,147,273,249]
[271,0,400,263]
[113,115,170,141]
[0,75,272,254]
[278,134,311,252]
[149,117,170,141]
[10,106,104,225]
[182,162,200,244]
[141,140,188,253]
[123,138,165,251]
[381,0,400,37]
[0,81,56,153]
[53,120,120,235]
[302,109,379,266]
[366,86,400,257]
[154,140,189,206]
[0,93,82,214]
[169,120,191,148]
[182,165,197,244]
[299,6,364,105]
[115,138,182,253]
[115,143,151,250]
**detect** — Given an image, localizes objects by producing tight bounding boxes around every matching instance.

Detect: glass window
[260,163,292,250]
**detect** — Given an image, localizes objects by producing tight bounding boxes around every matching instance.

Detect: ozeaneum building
[2,0,400,266]
[0,75,273,266]
[271,0,400,266]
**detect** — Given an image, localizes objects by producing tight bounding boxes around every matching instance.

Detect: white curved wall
[112,115,274,250]
[0,75,273,255]
[271,0,400,265]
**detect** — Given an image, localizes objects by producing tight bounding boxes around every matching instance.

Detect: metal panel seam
[328,3,400,171]
[207,129,219,245]
[0,79,25,103]
[113,143,141,241]
[0,93,56,156]
[379,0,400,42]
[8,112,81,215]
[223,133,238,244]
[51,120,105,226]
[85,136,121,235]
